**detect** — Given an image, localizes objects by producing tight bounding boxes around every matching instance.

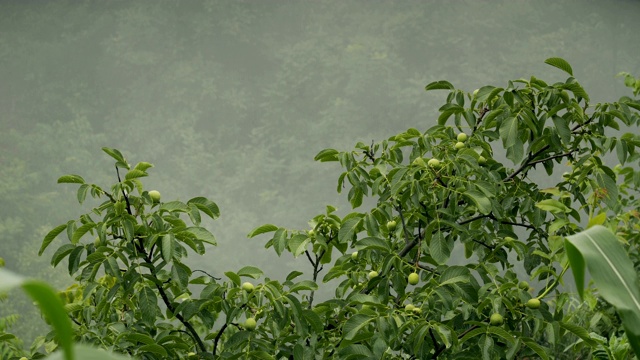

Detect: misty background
[2,0,639,342]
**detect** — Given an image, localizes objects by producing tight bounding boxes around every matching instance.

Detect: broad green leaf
[565,226,640,336]
[338,217,361,243]
[535,199,570,214]
[288,234,310,257]
[46,344,134,360]
[289,280,318,293]
[124,169,147,180]
[161,233,174,264]
[102,147,126,164]
[237,266,263,279]
[464,189,492,215]
[487,326,516,344]
[187,197,220,219]
[522,338,549,360]
[51,244,76,267]
[133,161,154,172]
[544,57,573,76]
[71,222,96,244]
[225,271,241,287]
[161,201,190,213]
[77,183,89,204]
[314,148,339,162]
[247,224,279,238]
[183,227,216,246]
[342,314,374,340]
[559,321,597,347]
[586,212,606,229]
[39,223,68,256]
[138,344,167,357]
[355,237,390,252]
[552,115,571,144]
[430,232,453,265]
[57,174,85,184]
[564,82,590,102]
[425,80,454,91]
[499,116,518,148]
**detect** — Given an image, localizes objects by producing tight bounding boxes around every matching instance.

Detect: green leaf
[544,57,573,76]
[161,201,190,213]
[289,280,318,293]
[355,237,390,252]
[102,147,126,164]
[124,169,147,180]
[57,174,85,184]
[187,197,220,219]
[464,189,492,215]
[425,80,454,91]
[314,148,339,162]
[565,226,640,336]
[71,222,96,244]
[138,344,167,357]
[288,234,310,257]
[39,223,68,256]
[133,161,154,172]
[522,338,549,360]
[499,117,518,148]
[338,217,361,243]
[430,232,453,265]
[237,266,264,279]
[559,321,597,347]
[77,183,89,204]
[51,244,76,267]
[535,199,570,214]
[248,224,279,238]
[183,227,216,246]
[225,271,241,287]
[342,314,374,340]
[161,233,174,264]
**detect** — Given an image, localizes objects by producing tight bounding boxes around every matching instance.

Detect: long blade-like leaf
[565,225,640,337]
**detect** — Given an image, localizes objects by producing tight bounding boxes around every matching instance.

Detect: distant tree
[4,58,640,359]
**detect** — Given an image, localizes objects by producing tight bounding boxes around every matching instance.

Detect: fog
[1,0,639,341]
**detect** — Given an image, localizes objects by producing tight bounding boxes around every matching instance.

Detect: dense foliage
[2,59,640,359]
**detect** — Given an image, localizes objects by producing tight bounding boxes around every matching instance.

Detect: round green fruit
[454,141,465,150]
[412,307,422,314]
[408,272,419,285]
[404,304,415,311]
[412,157,427,167]
[387,220,397,231]
[526,298,541,309]
[368,271,379,280]
[244,317,257,330]
[457,133,468,142]
[242,282,255,293]
[427,158,441,168]
[518,280,529,290]
[489,313,504,326]
[148,190,161,203]
[351,251,358,260]
[478,156,487,165]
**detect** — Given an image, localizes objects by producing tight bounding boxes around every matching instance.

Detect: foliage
[2,59,640,359]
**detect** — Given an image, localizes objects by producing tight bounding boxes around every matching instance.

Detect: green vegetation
[2,59,640,359]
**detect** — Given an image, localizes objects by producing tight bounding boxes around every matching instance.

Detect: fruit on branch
[387,220,397,231]
[454,141,465,150]
[368,271,379,280]
[351,251,358,260]
[427,158,441,168]
[244,317,257,330]
[526,298,541,309]
[148,190,161,203]
[404,304,415,311]
[478,156,487,165]
[490,313,504,326]
[408,272,419,285]
[457,133,468,142]
[242,282,255,293]
[518,281,529,290]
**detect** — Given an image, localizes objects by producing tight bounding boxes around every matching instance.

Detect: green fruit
[489,313,504,326]
[368,271,379,280]
[478,156,487,165]
[457,133,468,142]
[242,282,255,292]
[427,158,441,168]
[351,251,358,260]
[404,304,415,311]
[308,229,315,237]
[518,280,529,290]
[94,237,102,247]
[412,307,422,314]
[526,298,541,309]
[387,220,397,231]
[454,141,465,150]
[473,89,479,96]
[244,317,257,330]
[408,272,419,285]
[148,190,161,203]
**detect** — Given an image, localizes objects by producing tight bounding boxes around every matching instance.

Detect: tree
[5,58,640,359]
